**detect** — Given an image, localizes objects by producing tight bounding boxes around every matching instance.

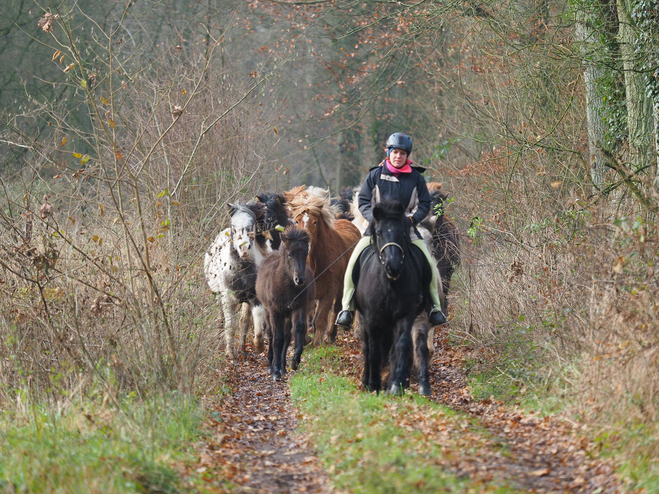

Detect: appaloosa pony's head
[227,201,264,259]
[369,200,410,281]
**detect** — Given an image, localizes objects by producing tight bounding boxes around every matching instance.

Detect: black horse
[255,226,314,380]
[255,192,292,252]
[354,200,432,395]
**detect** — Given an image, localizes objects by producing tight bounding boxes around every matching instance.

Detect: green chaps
[340,236,443,311]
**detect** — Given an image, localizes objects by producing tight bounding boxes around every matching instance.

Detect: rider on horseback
[335,132,448,329]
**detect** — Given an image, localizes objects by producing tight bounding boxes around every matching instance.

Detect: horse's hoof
[273,371,282,381]
[419,383,431,397]
[253,338,265,354]
[389,383,404,396]
[291,360,299,371]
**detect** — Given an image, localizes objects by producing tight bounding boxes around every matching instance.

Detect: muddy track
[201,352,331,493]
[196,330,628,493]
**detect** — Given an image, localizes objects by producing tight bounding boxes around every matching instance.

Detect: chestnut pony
[287,186,361,345]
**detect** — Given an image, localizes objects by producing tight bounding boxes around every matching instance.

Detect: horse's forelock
[282,226,310,246]
[246,200,265,219]
[373,200,406,220]
[289,193,337,227]
[230,204,257,230]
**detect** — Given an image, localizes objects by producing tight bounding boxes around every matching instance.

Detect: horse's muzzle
[293,275,305,286]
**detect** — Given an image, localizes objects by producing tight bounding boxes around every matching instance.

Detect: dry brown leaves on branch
[37,13,58,33]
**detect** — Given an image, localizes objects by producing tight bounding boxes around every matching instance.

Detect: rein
[286,237,361,310]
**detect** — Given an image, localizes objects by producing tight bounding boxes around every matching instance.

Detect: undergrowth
[0,389,210,493]
[290,346,514,493]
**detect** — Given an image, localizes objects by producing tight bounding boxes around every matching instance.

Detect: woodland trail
[194,330,628,493]
[198,351,332,493]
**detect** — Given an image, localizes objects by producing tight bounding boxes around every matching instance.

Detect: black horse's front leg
[360,320,371,391]
[291,308,306,370]
[389,318,414,395]
[280,318,292,375]
[367,333,383,393]
[266,311,275,374]
[271,312,286,380]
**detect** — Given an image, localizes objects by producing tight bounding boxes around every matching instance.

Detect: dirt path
[198,351,332,493]
[430,331,625,493]
[195,331,628,493]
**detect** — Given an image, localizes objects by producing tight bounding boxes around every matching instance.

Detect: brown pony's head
[287,189,337,240]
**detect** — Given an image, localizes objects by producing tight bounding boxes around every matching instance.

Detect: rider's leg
[411,239,447,325]
[335,236,371,328]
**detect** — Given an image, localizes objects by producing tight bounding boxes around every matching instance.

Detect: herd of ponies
[204,184,460,395]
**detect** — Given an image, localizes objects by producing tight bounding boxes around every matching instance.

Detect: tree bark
[574,14,607,188]
[617,0,655,173]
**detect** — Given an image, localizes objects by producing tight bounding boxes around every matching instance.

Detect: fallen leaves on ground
[192,351,331,493]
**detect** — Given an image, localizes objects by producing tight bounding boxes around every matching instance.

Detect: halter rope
[286,237,361,310]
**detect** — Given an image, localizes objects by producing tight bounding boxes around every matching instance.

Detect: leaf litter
[193,350,331,493]
[193,328,631,493]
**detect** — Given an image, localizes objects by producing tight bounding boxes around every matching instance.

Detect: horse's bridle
[377,241,405,265]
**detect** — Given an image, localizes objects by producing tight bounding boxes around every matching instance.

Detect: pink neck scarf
[385,159,413,176]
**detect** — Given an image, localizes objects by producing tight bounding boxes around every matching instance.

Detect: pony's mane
[427,182,443,193]
[287,188,338,227]
[367,200,410,242]
[232,200,265,221]
[256,191,286,207]
[283,185,307,204]
[282,225,310,245]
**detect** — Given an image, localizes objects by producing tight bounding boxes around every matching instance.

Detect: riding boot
[429,307,447,326]
[335,310,353,328]
[336,236,371,330]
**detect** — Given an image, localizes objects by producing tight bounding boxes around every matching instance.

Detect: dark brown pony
[424,183,461,312]
[255,227,314,379]
[287,186,361,345]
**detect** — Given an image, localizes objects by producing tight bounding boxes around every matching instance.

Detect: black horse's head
[256,192,288,230]
[281,226,310,286]
[370,200,409,280]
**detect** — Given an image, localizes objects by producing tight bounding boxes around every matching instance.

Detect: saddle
[352,242,431,287]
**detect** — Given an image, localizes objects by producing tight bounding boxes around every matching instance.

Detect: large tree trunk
[617,0,656,174]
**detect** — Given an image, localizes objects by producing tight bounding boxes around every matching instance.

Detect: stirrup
[429,308,447,326]
[335,310,353,329]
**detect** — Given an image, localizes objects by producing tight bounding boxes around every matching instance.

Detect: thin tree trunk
[574,16,607,188]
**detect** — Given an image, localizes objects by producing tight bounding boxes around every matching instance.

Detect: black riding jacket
[358,162,432,229]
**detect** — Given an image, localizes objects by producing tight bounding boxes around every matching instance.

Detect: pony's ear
[392,202,405,216]
[372,205,385,222]
[227,203,237,216]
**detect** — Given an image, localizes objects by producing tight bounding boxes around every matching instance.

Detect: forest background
[1,0,659,491]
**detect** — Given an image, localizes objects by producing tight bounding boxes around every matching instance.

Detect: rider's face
[389,148,408,168]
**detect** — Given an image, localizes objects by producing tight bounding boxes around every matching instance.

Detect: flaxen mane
[287,190,338,228]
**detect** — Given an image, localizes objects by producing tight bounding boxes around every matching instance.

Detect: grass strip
[290,346,514,493]
[0,391,209,494]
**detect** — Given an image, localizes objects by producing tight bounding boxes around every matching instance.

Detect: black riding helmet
[386,132,413,156]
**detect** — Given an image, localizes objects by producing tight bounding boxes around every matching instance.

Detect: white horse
[204,202,269,359]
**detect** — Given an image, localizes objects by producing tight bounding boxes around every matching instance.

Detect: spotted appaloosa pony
[204,202,268,359]
[287,186,361,345]
[255,227,315,380]
[354,200,433,395]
